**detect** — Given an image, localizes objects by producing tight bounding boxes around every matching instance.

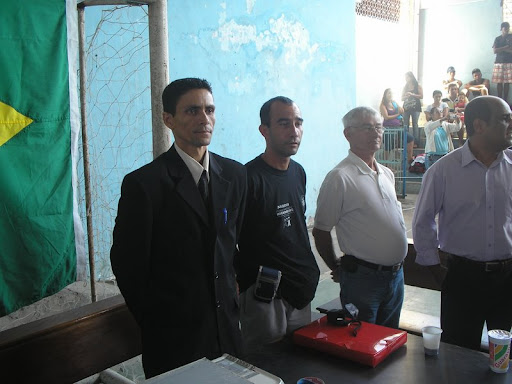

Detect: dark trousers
[441,255,512,351]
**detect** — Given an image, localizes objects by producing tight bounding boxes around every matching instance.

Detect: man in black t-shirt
[235,96,319,352]
[492,22,512,101]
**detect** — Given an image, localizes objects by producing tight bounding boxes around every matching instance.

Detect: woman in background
[380,88,415,164]
[402,72,423,146]
[453,89,468,145]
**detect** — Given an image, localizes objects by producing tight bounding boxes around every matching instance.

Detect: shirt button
[216,301,221,308]
[214,272,219,279]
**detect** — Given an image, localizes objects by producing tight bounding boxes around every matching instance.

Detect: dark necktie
[198,170,209,203]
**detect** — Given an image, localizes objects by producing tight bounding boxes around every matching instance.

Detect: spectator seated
[423,108,461,169]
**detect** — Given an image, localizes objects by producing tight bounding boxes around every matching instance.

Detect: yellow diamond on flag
[0,101,33,147]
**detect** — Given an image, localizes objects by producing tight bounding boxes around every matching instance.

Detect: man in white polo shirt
[313,106,408,329]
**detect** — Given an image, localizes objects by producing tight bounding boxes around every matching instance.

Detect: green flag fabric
[0,0,83,316]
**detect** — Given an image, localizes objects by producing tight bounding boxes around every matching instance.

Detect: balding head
[464,96,512,156]
[464,96,504,137]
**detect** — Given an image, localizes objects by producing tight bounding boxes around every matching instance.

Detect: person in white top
[423,107,461,166]
[425,90,449,122]
[313,106,408,329]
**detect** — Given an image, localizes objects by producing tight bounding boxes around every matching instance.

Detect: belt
[449,254,512,273]
[344,255,403,272]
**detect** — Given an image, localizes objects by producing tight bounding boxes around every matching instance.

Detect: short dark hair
[431,107,441,117]
[260,96,294,126]
[448,83,459,91]
[501,22,510,30]
[433,90,442,97]
[472,68,482,75]
[162,78,212,115]
[464,97,493,136]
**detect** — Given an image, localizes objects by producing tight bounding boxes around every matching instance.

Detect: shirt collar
[461,140,512,167]
[174,143,209,184]
[347,150,381,175]
[504,149,512,165]
[461,141,478,167]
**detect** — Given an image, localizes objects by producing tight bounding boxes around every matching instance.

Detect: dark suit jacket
[110,145,247,378]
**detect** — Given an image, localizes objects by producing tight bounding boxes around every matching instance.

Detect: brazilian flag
[0,0,82,316]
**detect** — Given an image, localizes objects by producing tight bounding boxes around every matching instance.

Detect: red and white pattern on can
[297,377,325,384]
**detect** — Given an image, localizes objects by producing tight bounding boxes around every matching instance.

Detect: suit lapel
[209,154,230,229]
[164,146,209,225]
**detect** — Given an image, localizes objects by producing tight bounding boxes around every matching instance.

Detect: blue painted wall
[168,1,356,222]
[79,2,355,277]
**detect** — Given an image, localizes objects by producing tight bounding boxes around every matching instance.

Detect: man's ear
[259,124,269,138]
[343,128,351,140]
[163,112,174,130]
[473,118,486,134]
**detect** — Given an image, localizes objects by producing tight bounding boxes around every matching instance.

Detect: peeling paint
[227,74,258,95]
[219,2,227,24]
[246,0,255,14]
[168,1,355,218]
[212,19,257,51]
[213,14,318,71]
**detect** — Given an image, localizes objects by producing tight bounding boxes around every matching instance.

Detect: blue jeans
[403,110,420,144]
[338,263,404,329]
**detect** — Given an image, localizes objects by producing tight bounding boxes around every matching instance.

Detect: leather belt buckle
[375,262,402,272]
[485,262,501,272]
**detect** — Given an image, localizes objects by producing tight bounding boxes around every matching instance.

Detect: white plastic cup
[422,326,443,356]
[488,329,511,373]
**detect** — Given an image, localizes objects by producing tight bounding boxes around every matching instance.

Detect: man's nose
[198,109,211,124]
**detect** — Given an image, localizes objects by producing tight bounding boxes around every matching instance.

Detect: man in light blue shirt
[413,95,512,350]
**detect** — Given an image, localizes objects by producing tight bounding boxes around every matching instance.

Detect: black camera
[317,304,361,336]
[254,266,281,303]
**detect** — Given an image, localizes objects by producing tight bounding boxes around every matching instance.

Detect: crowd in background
[379,22,512,170]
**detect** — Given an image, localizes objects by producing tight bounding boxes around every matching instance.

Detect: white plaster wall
[355,13,414,111]
[419,0,502,105]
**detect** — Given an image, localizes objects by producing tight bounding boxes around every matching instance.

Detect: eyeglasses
[502,114,512,123]
[349,124,385,133]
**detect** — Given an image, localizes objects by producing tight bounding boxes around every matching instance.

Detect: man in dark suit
[110,78,247,378]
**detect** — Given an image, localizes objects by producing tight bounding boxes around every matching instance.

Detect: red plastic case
[293,316,407,367]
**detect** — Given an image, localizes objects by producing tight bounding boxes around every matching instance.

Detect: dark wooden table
[245,319,511,384]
